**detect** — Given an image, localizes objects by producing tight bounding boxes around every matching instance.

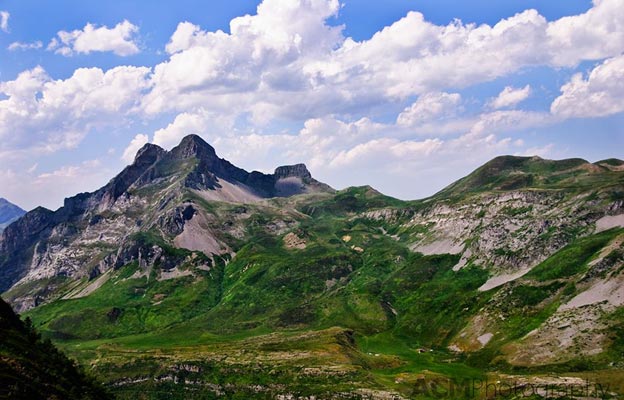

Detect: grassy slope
[17,160,624,398]
[0,298,110,399]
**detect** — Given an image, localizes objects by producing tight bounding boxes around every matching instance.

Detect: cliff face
[0,134,333,308]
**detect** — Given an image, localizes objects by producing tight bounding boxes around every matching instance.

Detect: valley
[1,136,624,399]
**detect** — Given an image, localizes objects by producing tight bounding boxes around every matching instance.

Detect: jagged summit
[0,135,334,293]
[126,135,333,198]
[134,142,166,163]
[170,134,218,160]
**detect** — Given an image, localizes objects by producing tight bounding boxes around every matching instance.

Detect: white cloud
[0,65,151,154]
[0,159,112,210]
[467,110,552,137]
[397,92,461,126]
[2,0,624,208]
[48,20,140,56]
[328,137,444,169]
[515,143,556,158]
[153,111,217,150]
[8,41,43,51]
[547,0,624,66]
[489,85,531,109]
[0,11,9,33]
[140,0,624,121]
[551,54,624,118]
[121,134,149,164]
[143,0,343,114]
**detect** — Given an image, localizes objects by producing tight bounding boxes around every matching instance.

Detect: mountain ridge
[0,134,333,298]
[0,198,26,232]
[1,138,624,398]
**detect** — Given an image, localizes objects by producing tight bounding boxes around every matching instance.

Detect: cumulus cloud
[551,54,624,118]
[140,0,624,121]
[0,11,9,33]
[48,20,140,56]
[397,92,461,126]
[0,65,151,154]
[329,138,443,169]
[488,85,531,109]
[2,0,624,207]
[547,0,624,66]
[152,110,229,150]
[121,134,149,164]
[8,41,43,51]
[0,159,112,210]
[143,0,342,115]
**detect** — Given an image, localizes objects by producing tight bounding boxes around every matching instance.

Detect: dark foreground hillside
[0,297,110,400]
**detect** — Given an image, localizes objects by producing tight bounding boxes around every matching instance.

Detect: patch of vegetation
[526,229,622,281]
[0,298,110,399]
[501,205,533,217]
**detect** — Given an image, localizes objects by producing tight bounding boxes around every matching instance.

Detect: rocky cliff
[0,134,333,309]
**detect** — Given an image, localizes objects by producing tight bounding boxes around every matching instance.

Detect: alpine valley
[1,134,624,399]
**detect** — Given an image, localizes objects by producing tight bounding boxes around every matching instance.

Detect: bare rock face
[274,164,334,197]
[274,164,312,180]
[0,134,333,308]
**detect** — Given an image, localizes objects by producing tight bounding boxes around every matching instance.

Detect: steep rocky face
[0,135,332,310]
[274,163,312,179]
[0,198,26,232]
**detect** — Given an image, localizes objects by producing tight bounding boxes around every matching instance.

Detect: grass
[526,228,622,281]
[13,162,624,398]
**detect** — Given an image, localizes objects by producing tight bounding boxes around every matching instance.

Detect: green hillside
[2,140,623,399]
[0,298,110,399]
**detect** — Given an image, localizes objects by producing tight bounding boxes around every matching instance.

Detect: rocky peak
[170,134,218,161]
[134,143,165,165]
[274,164,312,180]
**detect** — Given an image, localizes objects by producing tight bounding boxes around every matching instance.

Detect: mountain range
[0,198,26,232]
[1,134,623,399]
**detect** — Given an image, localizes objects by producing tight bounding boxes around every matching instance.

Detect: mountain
[0,134,333,307]
[1,140,624,399]
[0,198,26,232]
[434,155,624,197]
[0,297,109,399]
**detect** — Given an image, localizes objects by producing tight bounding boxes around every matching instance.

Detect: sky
[0,0,623,210]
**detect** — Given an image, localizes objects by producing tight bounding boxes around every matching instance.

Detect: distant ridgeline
[0,198,25,232]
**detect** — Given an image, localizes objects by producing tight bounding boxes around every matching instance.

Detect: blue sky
[0,0,623,210]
